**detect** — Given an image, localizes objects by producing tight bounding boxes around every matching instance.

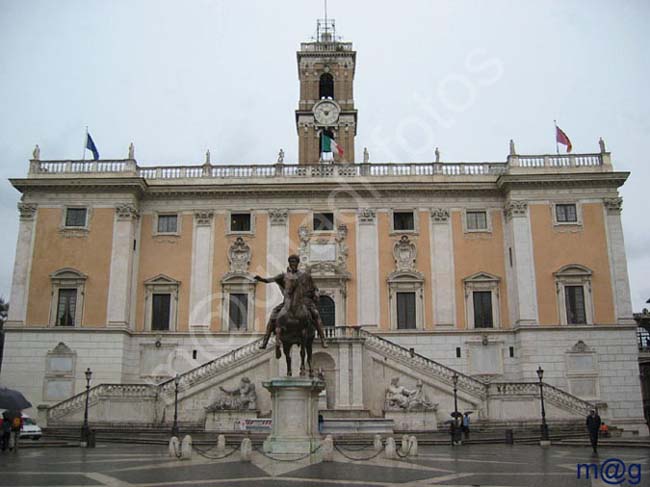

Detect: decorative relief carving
[504,201,528,219]
[571,340,590,353]
[115,204,139,221]
[393,235,417,272]
[194,210,214,226]
[358,208,376,224]
[430,208,449,223]
[269,209,288,225]
[603,197,623,213]
[297,224,349,276]
[228,237,251,273]
[17,203,37,220]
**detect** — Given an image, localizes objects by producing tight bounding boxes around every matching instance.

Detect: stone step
[321,418,393,434]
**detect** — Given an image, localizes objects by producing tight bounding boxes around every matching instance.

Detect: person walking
[0,412,11,452]
[462,412,471,440]
[9,411,23,452]
[586,409,601,454]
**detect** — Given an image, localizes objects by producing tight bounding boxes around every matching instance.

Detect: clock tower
[296,19,357,164]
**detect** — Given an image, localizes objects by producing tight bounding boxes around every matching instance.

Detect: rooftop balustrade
[24,152,611,182]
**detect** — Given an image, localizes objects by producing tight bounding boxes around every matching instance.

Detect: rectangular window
[556,204,577,223]
[565,285,586,324]
[466,211,488,231]
[229,293,248,330]
[157,215,178,233]
[473,291,493,328]
[56,289,77,326]
[396,292,416,329]
[393,211,414,231]
[313,212,334,231]
[230,213,251,232]
[152,293,171,331]
[65,208,87,227]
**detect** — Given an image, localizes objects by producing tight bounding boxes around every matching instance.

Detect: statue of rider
[255,254,328,353]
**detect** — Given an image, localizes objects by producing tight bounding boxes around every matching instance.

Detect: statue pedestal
[384,410,439,431]
[262,377,325,454]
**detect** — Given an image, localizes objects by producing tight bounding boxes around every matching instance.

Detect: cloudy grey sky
[1,0,648,311]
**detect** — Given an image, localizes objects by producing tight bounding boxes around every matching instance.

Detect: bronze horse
[275,271,315,377]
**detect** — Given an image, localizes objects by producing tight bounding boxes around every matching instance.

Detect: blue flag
[86,132,100,160]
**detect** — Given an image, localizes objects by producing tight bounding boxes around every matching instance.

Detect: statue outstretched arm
[254,273,283,284]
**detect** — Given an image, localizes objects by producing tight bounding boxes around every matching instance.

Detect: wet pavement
[0,441,648,486]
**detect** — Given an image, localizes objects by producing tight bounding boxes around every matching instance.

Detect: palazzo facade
[2,21,646,434]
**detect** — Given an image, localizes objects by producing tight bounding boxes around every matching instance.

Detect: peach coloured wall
[530,203,615,325]
[452,209,510,329]
[135,213,193,331]
[26,207,113,327]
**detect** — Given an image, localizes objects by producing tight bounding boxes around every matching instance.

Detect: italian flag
[322,134,344,157]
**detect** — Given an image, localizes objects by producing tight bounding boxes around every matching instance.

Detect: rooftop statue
[277,148,285,163]
[32,144,40,161]
[128,142,135,159]
[363,147,369,163]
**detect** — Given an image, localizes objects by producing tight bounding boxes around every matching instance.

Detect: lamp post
[536,366,549,441]
[452,372,461,445]
[171,374,180,437]
[81,367,92,445]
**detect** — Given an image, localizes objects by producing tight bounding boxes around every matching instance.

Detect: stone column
[356,209,379,326]
[604,198,634,323]
[266,209,289,321]
[106,204,139,328]
[7,203,38,326]
[351,342,364,408]
[337,343,350,408]
[505,201,538,325]
[429,209,455,326]
[189,211,214,328]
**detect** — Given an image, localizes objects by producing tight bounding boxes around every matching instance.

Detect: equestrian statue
[255,254,328,377]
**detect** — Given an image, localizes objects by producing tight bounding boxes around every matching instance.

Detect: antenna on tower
[316,0,336,43]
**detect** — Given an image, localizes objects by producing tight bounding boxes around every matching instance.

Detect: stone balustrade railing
[26,153,607,181]
[300,41,353,52]
[487,381,594,417]
[48,383,157,420]
[359,329,488,398]
[158,337,268,395]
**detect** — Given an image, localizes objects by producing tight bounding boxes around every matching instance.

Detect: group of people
[0,411,23,452]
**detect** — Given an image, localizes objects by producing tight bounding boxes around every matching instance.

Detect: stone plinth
[263,377,325,454]
[204,410,259,432]
[384,410,438,431]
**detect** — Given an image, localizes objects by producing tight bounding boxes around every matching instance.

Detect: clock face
[313,100,340,125]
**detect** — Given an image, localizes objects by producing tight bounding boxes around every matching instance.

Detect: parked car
[19,416,42,441]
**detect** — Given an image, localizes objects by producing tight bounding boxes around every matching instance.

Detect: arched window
[319,73,334,99]
[318,295,336,327]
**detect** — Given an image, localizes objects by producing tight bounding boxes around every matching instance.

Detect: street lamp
[81,368,92,444]
[536,366,549,441]
[171,374,180,437]
[452,372,461,445]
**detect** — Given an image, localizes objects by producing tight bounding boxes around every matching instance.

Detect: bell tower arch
[295,19,357,164]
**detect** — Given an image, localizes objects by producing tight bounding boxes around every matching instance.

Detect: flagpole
[553,120,559,155]
[82,126,88,161]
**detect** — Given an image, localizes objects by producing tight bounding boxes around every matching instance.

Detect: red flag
[556,125,572,153]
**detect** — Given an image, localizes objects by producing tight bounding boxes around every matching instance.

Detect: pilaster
[106,204,139,329]
[505,201,538,325]
[356,208,379,326]
[266,209,289,322]
[603,198,634,323]
[189,211,214,328]
[429,208,455,327]
[7,203,38,326]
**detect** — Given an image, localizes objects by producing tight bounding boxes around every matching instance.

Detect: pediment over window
[50,268,87,281]
[50,342,74,355]
[554,264,592,278]
[463,272,500,284]
[144,274,180,286]
[221,272,255,285]
[387,270,424,284]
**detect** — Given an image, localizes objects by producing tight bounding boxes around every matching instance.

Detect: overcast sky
[1,0,648,312]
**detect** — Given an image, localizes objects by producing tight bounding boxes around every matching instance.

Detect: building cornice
[10,177,148,195]
[497,171,629,191]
